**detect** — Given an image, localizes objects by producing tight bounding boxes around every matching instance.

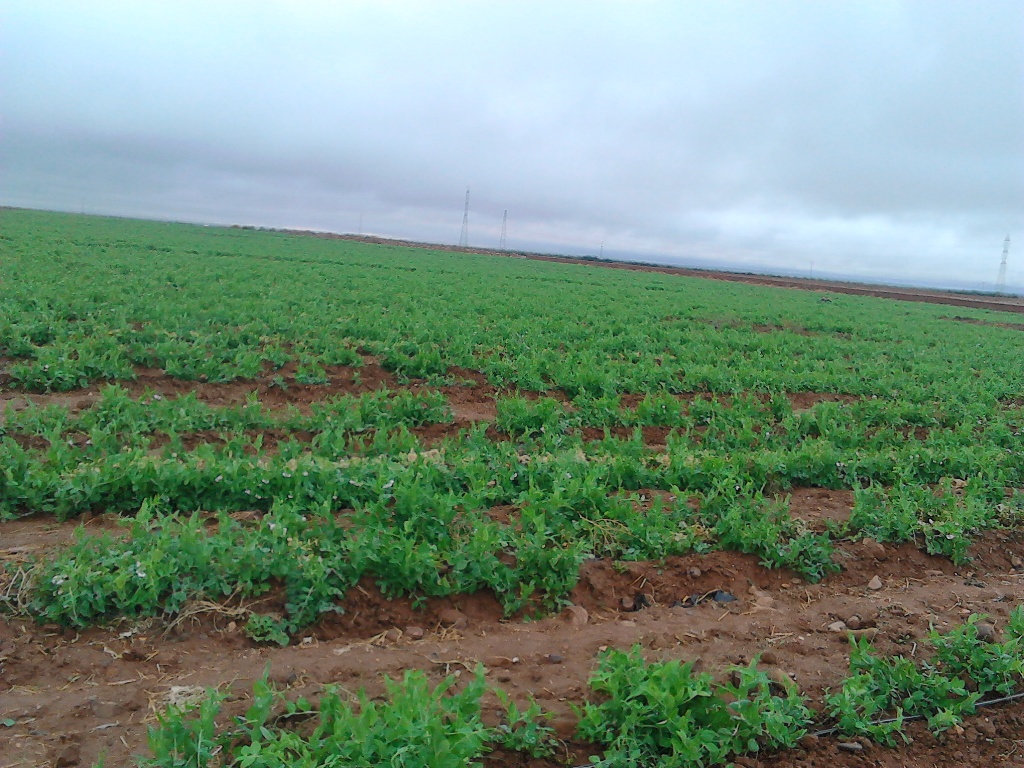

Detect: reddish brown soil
[787,393,859,412]
[0,359,401,420]
[127,358,403,412]
[783,488,855,527]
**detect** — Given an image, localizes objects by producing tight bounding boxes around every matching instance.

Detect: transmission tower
[499,210,507,250]
[458,189,470,247]
[996,235,1010,294]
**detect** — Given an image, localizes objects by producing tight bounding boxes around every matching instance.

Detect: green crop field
[2,208,1023,767]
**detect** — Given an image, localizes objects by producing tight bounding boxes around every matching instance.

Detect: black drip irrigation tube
[810,689,1024,737]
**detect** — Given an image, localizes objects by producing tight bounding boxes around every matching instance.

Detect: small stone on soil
[837,742,864,752]
[867,575,883,591]
[846,614,863,630]
[828,621,848,633]
[546,653,564,664]
[404,626,425,640]
[384,628,402,643]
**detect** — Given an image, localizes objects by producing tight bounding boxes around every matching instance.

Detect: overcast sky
[3,1,1023,290]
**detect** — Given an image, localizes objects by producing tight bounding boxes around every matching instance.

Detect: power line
[459,189,470,248]
[996,234,1010,294]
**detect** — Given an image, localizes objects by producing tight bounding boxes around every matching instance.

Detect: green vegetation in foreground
[135,611,1023,767]
[1,209,1024,635]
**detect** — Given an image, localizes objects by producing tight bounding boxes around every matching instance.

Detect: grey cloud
[2,0,1022,290]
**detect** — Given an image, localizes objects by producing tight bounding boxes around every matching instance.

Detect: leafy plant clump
[849,478,1017,564]
[576,646,811,767]
[826,608,1024,744]
[142,667,556,767]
